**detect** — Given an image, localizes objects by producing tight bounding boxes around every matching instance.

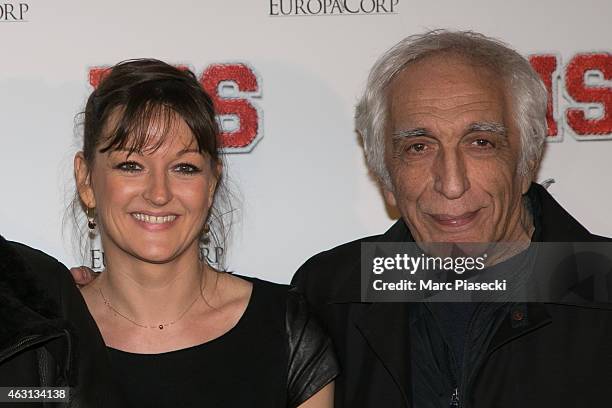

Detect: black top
[107,276,339,408]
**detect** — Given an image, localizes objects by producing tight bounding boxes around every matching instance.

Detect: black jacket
[292,183,612,407]
[0,236,121,407]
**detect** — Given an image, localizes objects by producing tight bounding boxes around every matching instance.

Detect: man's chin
[416,240,492,258]
[413,221,491,243]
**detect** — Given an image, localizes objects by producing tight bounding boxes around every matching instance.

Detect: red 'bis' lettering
[88,63,262,152]
[530,52,612,140]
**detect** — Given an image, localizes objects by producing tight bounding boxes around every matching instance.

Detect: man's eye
[472,139,494,148]
[116,161,142,172]
[407,143,428,153]
[174,163,201,174]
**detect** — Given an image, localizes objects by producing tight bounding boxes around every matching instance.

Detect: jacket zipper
[456,303,483,408]
[458,303,513,408]
[450,388,460,407]
[423,303,463,408]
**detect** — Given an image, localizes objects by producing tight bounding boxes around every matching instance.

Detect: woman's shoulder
[228,274,319,334]
[231,273,290,303]
[232,273,287,289]
[228,273,324,322]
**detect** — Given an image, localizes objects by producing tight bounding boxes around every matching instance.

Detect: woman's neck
[95,244,215,326]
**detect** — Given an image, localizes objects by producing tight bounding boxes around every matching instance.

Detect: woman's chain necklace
[98,282,203,330]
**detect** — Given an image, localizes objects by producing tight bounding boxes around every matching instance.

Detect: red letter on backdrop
[200,64,262,151]
[89,67,111,88]
[89,65,189,88]
[529,54,560,139]
[565,53,612,138]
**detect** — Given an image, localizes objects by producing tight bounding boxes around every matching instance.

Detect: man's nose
[432,148,470,199]
[143,170,173,206]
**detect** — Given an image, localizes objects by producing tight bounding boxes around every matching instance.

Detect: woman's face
[75,113,219,265]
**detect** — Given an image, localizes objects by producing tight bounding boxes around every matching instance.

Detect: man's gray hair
[355,29,548,189]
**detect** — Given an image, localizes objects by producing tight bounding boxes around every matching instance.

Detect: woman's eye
[174,163,201,174]
[116,161,142,172]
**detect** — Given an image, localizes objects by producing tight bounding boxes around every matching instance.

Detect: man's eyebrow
[469,121,508,136]
[391,128,431,139]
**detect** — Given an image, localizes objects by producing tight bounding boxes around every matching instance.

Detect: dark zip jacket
[0,236,122,407]
[292,183,612,407]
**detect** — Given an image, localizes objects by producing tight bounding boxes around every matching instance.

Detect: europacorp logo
[270,0,399,16]
[0,2,29,22]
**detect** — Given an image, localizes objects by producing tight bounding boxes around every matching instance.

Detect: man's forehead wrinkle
[395,96,499,114]
[395,103,499,119]
[392,106,503,132]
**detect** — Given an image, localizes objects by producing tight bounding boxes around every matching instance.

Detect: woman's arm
[286,288,339,408]
[298,382,334,408]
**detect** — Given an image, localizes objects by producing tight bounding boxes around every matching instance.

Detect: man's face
[383,54,532,244]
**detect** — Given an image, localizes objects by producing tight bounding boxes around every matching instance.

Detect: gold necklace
[98,281,203,330]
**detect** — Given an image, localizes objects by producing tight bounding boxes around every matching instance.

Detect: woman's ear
[74,152,96,209]
[208,161,223,200]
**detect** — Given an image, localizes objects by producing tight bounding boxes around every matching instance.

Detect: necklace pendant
[159,324,164,330]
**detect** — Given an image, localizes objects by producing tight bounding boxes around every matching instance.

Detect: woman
[73,59,338,407]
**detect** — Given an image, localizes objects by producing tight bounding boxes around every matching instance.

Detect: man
[292,30,612,407]
[0,235,122,407]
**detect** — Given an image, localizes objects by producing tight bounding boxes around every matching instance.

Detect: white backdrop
[1,0,610,283]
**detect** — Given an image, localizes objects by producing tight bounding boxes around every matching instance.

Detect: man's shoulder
[1,237,68,284]
[588,233,612,243]
[532,183,612,242]
[306,235,377,269]
[291,231,385,303]
[0,235,74,314]
[8,240,64,269]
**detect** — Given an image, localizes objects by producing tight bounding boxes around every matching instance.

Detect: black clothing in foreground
[108,277,338,408]
[0,235,122,407]
[292,183,612,408]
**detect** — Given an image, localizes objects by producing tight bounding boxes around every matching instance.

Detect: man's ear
[521,154,541,194]
[521,175,532,195]
[383,187,398,208]
[520,164,536,195]
[74,152,96,209]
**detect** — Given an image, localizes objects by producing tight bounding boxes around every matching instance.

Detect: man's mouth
[429,210,480,228]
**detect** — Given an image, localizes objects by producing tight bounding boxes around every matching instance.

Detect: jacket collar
[527,182,593,242]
